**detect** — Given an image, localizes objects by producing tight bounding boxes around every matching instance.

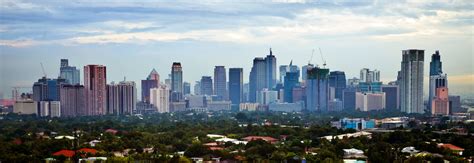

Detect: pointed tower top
[270,48,273,56]
[289,60,293,66]
[147,68,160,80]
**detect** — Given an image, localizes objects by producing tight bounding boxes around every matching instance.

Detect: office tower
[359,82,382,93]
[194,81,201,95]
[355,92,386,111]
[84,64,107,115]
[382,85,399,110]
[292,87,305,103]
[183,82,191,95]
[280,61,300,84]
[38,101,61,117]
[243,83,249,102]
[328,71,346,100]
[448,96,461,113]
[150,86,170,113]
[360,68,380,83]
[431,87,449,115]
[428,51,447,111]
[33,77,67,101]
[257,88,278,105]
[347,77,360,88]
[429,74,448,110]
[60,85,85,117]
[306,67,329,112]
[106,81,136,115]
[249,58,266,102]
[214,66,227,100]
[200,76,213,96]
[284,71,299,102]
[229,68,243,105]
[141,69,160,103]
[400,49,424,113]
[279,65,288,84]
[301,64,314,83]
[59,59,80,85]
[266,48,277,89]
[171,62,183,101]
[165,74,172,88]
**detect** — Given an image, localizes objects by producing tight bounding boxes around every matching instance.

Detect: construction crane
[40,62,47,78]
[308,49,315,65]
[319,48,327,68]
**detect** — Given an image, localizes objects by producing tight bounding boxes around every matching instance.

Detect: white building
[355,92,385,111]
[257,88,278,105]
[150,86,170,113]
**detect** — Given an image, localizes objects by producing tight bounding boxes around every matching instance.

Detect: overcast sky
[0,0,473,99]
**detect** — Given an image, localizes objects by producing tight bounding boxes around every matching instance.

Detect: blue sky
[0,0,473,99]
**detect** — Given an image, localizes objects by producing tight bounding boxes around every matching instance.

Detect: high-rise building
[347,77,360,88]
[194,81,201,95]
[328,71,346,100]
[84,64,107,115]
[60,85,85,117]
[279,62,299,84]
[229,68,243,105]
[214,66,227,100]
[183,82,191,95]
[171,62,183,101]
[33,77,67,101]
[355,92,386,111]
[400,49,425,113]
[249,58,266,102]
[150,85,170,113]
[359,82,382,93]
[301,64,314,83]
[430,50,442,76]
[243,83,249,102]
[266,48,277,89]
[106,81,136,115]
[257,88,278,105]
[60,59,80,85]
[141,69,160,103]
[431,87,449,115]
[448,96,462,113]
[360,68,380,83]
[343,87,357,110]
[382,85,399,110]
[428,50,448,112]
[200,76,213,96]
[306,67,329,112]
[284,71,299,103]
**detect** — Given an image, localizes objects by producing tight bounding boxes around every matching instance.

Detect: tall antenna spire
[270,47,272,56]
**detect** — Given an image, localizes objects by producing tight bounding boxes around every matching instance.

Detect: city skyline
[0,1,473,98]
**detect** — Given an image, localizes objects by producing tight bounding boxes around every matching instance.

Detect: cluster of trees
[0,110,472,162]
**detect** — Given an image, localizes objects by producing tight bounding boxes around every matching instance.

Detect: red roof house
[53,150,75,158]
[438,143,465,155]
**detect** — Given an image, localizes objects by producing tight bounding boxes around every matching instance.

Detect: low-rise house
[438,143,464,155]
[242,136,278,144]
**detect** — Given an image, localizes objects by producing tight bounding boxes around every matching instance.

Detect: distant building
[265,49,277,89]
[150,86,170,113]
[60,59,80,85]
[13,100,37,115]
[38,101,61,117]
[400,49,425,113]
[301,64,314,84]
[106,81,136,115]
[382,85,399,110]
[194,81,201,95]
[170,101,186,112]
[207,101,231,111]
[306,67,329,112]
[249,49,277,102]
[186,95,206,108]
[171,62,183,101]
[449,95,462,113]
[429,74,447,110]
[200,76,213,96]
[258,89,278,105]
[359,82,382,93]
[336,118,375,131]
[355,92,386,111]
[279,62,300,84]
[141,69,160,103]
[431,87,449,115]
[33,77,67,101]
[328,71,346,100]
[60,85,85,117]
[284,71,299,103]
[347,77,360,88]
[292,87,305,103]
[269,102,304,112]
[84,65,107,116]
[360,68,380,83]
[343,87,357,110]
[240,103,260,111]
[328,99,343,112]
[183,82,191,95]
[229,68,243,105]
[214,66,227,100]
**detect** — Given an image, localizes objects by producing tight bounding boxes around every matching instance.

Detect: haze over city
[0,0,473,98]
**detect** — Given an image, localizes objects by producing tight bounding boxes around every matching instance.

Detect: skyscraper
[60,59,80,85]
[106,81,136,115]
[194,81,201,95]
[84,65,107,115]
[284,71,299,103]
[183,82,191,95]
[306,67,329,112]
[229,68,243,105]
[382,85,399,110]
[150,85,170,113]
[214,66,227,100]
[360,68,380,83]
[265,48,277,89]
[328,71,346,100]
[171,62,183,101]
[280,61,300,85]
[249,58,266,102]
[60,85,85,117]
[400,49,424,113]
[431,87,449,115]
[428,51,447,111]
[33,77,66,101]
[200,76,213,96]
[141,69,160,103]
[301,64,314,83]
